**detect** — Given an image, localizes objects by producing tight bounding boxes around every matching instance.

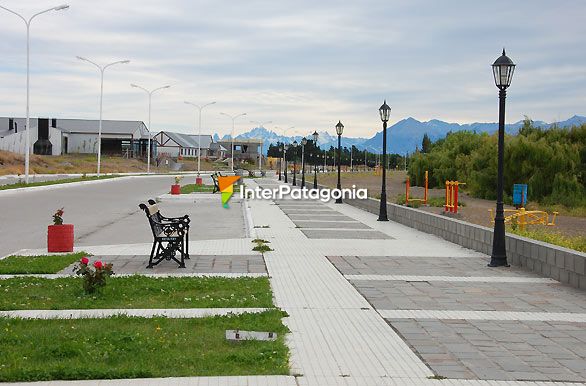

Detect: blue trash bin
[513,184,527,207]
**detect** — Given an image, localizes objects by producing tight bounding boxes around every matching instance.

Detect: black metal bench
[139,202,190,268]
[211,172,224,193]
[147,199,190,259]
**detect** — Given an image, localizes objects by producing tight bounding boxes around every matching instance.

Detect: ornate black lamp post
[301,137,307,188]
[378,100,391,221]
[292,140,298,186]
[283,143,289,183]
[312,131,319,189]
[489,49,515,268]
[335,121,344,204]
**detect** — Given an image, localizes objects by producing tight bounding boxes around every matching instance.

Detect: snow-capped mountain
[214,115,586,155]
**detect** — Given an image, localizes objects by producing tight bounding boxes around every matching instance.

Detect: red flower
[80,257,89,265]
[93,261,103,269]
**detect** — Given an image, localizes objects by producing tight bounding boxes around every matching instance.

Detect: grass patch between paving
[0,252,90,274]
[0,276,273,310]
[0,310,289,382]
[180,183,216,194]
[0,175,120,191]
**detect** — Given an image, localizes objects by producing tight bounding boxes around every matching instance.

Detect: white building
[0,117,150,158]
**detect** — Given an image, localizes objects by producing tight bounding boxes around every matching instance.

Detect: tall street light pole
[312,131,319,189]
[489,49,515,268]
[301,137,307,188]
[276,126,294,181]
[131,84,170,174]
[1,4,69,183]
[185,101,216,176]
[292,140,298,186]
[220,112,247,171]
[378,100,391,221]
[78,57,129,177]
[283,143,289,183]
[335,121,344,204]
[250,120,272,172]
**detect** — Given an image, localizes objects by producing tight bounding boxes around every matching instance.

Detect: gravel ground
[316,170,586,238]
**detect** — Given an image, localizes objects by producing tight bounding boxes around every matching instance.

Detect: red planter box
[196,177,203,185]
[47,224,74,253]
[171,184,181,195]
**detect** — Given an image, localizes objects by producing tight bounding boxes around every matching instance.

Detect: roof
[188,135,213,149]
[56,119,148,137]
[0,117,149,138]
[164,132,197,148]
[156,132,215,150]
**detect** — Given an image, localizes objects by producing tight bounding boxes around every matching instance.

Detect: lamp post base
[377,192,388,221]
[335,183,342,204]
[487,258,510,267]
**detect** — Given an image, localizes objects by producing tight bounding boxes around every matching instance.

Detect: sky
[0,0,585,139]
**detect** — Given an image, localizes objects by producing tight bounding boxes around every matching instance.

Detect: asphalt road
[0,175,246,257]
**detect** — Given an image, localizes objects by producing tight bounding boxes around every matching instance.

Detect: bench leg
[147,241,158,268]
[185,230,190,259]
[178,239,186,268]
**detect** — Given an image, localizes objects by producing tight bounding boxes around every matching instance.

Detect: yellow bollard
[518,207,527,231]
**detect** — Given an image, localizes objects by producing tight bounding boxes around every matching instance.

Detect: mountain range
[214,115,586,155]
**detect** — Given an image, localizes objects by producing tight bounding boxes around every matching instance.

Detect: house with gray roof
[153,131,226,159]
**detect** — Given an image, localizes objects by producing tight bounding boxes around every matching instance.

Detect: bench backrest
[139,203,163,237]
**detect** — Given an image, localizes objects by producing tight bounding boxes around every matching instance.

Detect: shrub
[73,257,114,294]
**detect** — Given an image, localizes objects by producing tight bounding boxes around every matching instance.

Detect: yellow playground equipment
[405,171,428,205]
[488,207,559,231]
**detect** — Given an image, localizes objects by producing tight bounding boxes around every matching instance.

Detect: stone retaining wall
[344,196,586,290]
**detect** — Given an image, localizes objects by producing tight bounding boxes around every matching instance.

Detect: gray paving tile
[59,254,267,274]
[387,318,586,382]
[293,221,371,229]
[300,229,393,240]
[328,255,538,277]
[351,280,586,313]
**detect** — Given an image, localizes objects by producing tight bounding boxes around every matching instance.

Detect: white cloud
[0,0,584,138]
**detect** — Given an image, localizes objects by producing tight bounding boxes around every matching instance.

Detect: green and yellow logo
[218,176,241,208]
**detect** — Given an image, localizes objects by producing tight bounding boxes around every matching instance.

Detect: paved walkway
[3,176,586,385]
[248,178,586,385]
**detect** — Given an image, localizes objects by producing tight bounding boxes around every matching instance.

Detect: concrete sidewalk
[248,178,586,385]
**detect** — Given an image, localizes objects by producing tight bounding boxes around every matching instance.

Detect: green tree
[421,133,432,153]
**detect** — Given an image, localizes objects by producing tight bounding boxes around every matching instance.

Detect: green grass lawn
[0,310,289,382]
[180,183,216,194]
[0,276,273,310]
[0,252,89,274]
[0,175,120,191]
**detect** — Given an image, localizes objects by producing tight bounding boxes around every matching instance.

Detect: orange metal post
[445,180,449,212]
[406,176,410,205]
[424,170,428,204]
[454,181,458,213]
